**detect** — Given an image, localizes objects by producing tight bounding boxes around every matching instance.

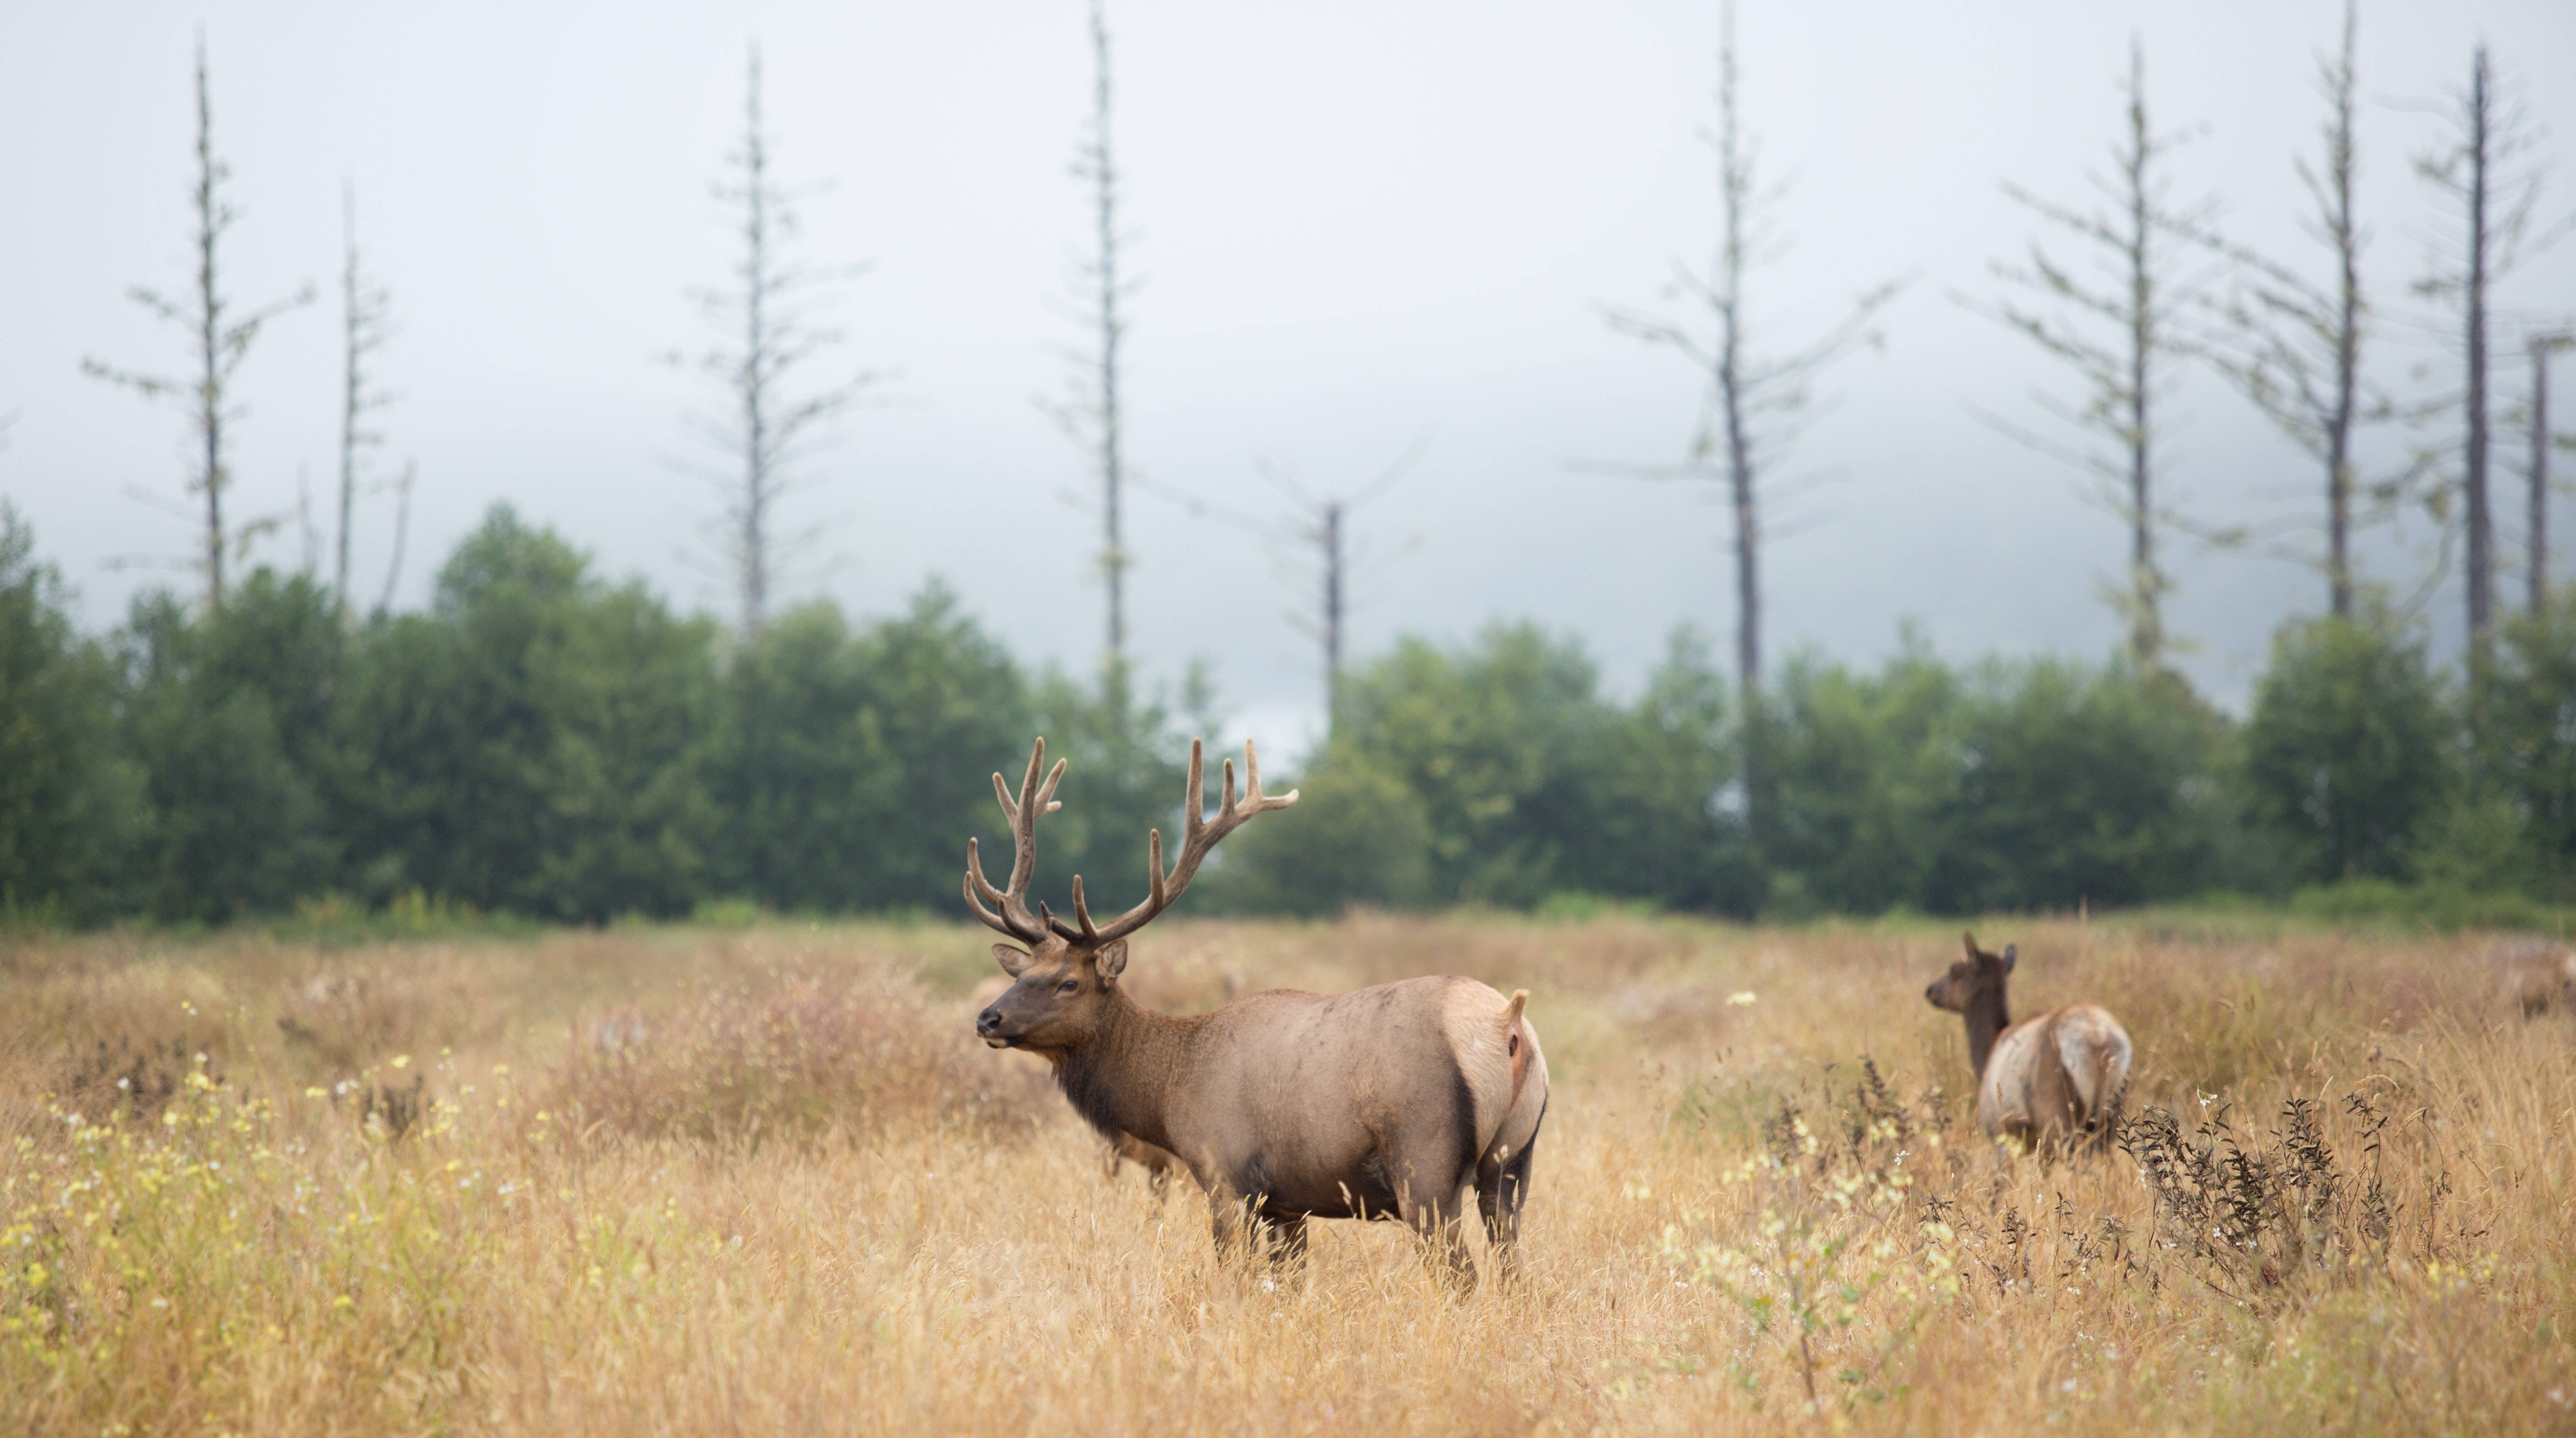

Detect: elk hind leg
[1476,1108,1542,1284]
[1259,1208,1310,1274]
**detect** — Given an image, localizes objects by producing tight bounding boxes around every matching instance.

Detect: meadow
[0,912,2568,1435]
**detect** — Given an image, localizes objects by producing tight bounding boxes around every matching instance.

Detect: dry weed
[0,915,2568,1434]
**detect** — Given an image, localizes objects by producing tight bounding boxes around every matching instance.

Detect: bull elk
[1922,932,2131,1155]
[968,737,1548,1286]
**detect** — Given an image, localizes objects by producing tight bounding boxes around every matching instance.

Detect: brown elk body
[2494,940,2576,1017]
[966,738,1548,1285]
[1923,932,2131,1154]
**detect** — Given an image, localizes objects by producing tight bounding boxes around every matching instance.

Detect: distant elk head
[1925,932,2132,1157]
[968,736,1294,1053]
[1923,935,2017,1017]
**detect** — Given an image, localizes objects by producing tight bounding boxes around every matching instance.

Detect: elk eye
[1057,979,1080,995]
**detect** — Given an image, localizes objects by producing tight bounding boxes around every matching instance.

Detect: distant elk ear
[1961,931,1981,961]
[1094,938,1129,981]
[992,944,1032,977]
[2000,943,2018,973]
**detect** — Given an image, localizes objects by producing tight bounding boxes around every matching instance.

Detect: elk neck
[1052,984,1204,1155]
[1962,985,2011,1083]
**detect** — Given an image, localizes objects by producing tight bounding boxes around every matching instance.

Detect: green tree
[710,584,1030,912]
[339,506,717,921]
[121,569,344,920]
[1334,624,1606,907]
[1208,746,1433,917]
[1935,660,2227,911]
[1762,641,1963,914]
[2474,597,2576,893]
[2240,609,2452,884]
[0,506,142,921]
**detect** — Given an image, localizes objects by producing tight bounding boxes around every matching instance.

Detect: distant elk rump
[966,738,1548,1285]
[1923,932,2131,1154]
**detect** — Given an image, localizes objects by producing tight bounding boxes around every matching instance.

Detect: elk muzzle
[975,1003,1016,1048]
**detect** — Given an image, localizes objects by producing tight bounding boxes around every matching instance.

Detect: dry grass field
[1,913,2570,1435]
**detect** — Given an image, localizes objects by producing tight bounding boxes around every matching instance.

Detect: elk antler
[1058,738,1299,945]
[964,738,1067,946]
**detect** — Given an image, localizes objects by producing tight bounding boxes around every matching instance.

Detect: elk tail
[1503,989,1533,1111]
[2089,1039,2125,1143]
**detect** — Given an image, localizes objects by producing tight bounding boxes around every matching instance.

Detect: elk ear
[1093,938,1129,981]
[2000,944,2017,973]
[1961,931,1981,961]
[992,944,1032,977]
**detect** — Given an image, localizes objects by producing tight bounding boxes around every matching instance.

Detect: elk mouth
[976,1008,1019,1048]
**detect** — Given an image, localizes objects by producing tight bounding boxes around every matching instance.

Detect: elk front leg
[1207,1186,1257,1266]
[1260,1209,1309,1273]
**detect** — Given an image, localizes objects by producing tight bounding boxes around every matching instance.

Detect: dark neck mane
[1046,987,1203,1154]
[1962,986,2011,1081]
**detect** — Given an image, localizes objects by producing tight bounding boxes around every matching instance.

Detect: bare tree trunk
[338,194,358,609]
[2465,47,2494,650]
[1084,0,1131,679]
[377,463,413,617]
[1980,39,2210,670]
[83,35,308,612]
[192,46,227,609]
[336,183,392,616]
[674,46,868,642]
[740,57,772,639]
[2119,41,2163,664]
[1711,21,1760,715]
[2536,335,2556,613]
[1322,499,1343,725]
[2325,4,2361,618]
[2198,2,2377,618]
[1603,0,1898,848]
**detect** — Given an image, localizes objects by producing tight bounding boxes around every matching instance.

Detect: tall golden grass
[0,915,2569,1434]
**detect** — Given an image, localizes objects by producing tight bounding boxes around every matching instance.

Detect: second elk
[1922,932,2131,1155]
[968,737,1548,1287]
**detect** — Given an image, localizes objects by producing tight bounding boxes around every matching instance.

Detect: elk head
[968,736,1296,1055]
[1924,931,2015,1016]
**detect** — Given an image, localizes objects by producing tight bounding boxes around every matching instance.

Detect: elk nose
[975,1006,1002,1037]
[1923,983,1938,1003]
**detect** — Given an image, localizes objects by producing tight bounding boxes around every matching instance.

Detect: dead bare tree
[1973,38,2221,668]
[336,183,395,614]
[2201,1,2392,618]
[2413,45,2567,653]
[2523,332,2570,612]
[1048,0,1140,698]
[1134,442,1419,733]
[376,461,415,618]
[83,35,310,611]
[1598,0,1898,821]
[674,46,871,640]
[1260,446,1417,728]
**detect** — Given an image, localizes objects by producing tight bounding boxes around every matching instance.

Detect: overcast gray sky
[3,0,2572,755]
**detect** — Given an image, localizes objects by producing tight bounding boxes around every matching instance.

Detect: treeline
[5,501,2573,927]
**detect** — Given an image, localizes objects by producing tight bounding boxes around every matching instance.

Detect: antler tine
[963,737,1062,945]
[1068,875,1102,941]
[1243,739,1297,813]
[1181,739,1206,845]
[1085,736,1300,946]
